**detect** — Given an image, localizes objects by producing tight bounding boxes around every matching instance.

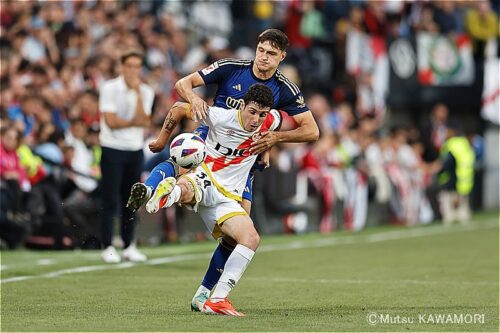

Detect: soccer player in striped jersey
[146,84,280,315]
[127,29,319,311]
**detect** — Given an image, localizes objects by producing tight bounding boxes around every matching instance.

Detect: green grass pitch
[1,213,498,332]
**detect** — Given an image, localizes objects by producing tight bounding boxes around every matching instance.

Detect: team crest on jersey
[226,129,235,136]
[296,95,306,108]
[201,62,219,75]
[252,133,262,141]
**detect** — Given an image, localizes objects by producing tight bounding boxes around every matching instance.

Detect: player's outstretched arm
[174,72,208,121]
[149,102,192,153]
[250,111,319,155]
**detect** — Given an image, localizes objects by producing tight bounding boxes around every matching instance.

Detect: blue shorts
[195,125,255,202]
[243,172,254,202]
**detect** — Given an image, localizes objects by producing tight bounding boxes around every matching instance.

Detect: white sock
[164,185,181,208]
[195,285,210,297]
[210,244,255,301]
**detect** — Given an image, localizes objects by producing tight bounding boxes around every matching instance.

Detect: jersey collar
[250,61,277,82]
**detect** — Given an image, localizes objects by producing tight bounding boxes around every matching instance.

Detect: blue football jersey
[198,58,309,116]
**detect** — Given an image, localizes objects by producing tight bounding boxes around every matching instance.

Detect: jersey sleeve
[268,109,283,131]
[197,59,239,85]
[261,109,283,132]
[277,83,309,116]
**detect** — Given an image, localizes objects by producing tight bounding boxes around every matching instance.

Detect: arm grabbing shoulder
[174,72,206,101]
[249,110,319,155]
[174,72,208,121]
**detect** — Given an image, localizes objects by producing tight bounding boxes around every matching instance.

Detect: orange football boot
[202,298,244,316]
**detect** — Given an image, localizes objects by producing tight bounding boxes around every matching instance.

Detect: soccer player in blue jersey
[127,29,319,311]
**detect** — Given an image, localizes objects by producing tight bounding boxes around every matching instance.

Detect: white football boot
[146,177,177,214]
[191,290,210,312]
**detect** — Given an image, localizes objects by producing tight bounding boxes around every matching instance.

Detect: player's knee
[241,229,260,251]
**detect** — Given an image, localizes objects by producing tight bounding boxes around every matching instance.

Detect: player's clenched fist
[149,138,167,153]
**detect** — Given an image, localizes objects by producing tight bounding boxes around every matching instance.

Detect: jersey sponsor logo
[214,142,250,158]
[201,62,219,75]
[296,95,306,108]
[232,84,241,91]
[206,137,254,171]
[206,117,275,172]
[226,96,244,109]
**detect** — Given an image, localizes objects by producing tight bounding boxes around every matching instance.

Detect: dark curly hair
[258,29,289,51]
[243,84,274,109]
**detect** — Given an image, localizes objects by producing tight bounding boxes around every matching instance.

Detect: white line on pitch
[245,276,498,286]
[129,275,497,287]
[1,221,497,284]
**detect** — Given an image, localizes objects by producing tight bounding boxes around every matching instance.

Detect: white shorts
[181,167,247,239]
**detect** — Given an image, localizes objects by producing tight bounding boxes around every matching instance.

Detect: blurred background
[0,0,498,250]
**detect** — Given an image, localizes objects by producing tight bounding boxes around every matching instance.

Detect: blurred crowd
[0,0,498,249]
[266,101,483,234]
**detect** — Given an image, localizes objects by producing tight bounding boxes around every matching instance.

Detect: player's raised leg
[126,160,179,212]
[202,214,260,317]
[146,175,198,213]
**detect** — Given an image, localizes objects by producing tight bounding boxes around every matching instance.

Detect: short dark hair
[31,65,47,76]
[243,84,274,109]
[257,29,289,51]
[120,49,144,64]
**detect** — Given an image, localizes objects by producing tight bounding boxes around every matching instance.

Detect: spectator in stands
[0,127,31,249]
[363,2,387,36]
[420,103,449,162]
[73,90,100,129]
[0,0,494,246]
[412,4,439,33]
[434,1,461,34]
[465,0,499,59]
[63,118,100,248]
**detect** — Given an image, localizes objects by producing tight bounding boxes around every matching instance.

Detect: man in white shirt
[98,50,154,263]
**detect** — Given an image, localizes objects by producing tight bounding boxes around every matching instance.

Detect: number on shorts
[197,171,212,189]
